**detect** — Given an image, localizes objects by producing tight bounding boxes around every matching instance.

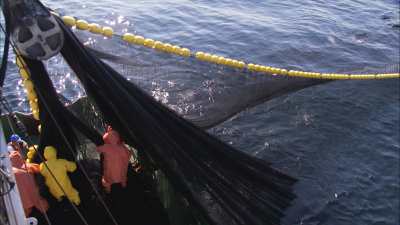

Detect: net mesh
[27,19,301,225]
[23,17,399,225]
[79,34,328,129]
[2,4,399,225]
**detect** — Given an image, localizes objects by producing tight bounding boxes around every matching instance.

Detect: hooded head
[27,145,38,160]
[103,127,122,145]
[44,146,57,160]
[10,151,24,168]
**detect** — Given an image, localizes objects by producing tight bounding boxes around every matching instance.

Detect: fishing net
[2,7,399,225]
[78,35,328,129]
[4,1,386,224]
[22,17,315,225]
[58,19,295,224]
[0,0,398,223]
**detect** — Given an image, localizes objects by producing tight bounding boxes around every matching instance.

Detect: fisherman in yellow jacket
[40,146,80,205]
[26,145,37,163]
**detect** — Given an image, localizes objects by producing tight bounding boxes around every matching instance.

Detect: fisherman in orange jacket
[10,151,49,216]
[97,126,132,193]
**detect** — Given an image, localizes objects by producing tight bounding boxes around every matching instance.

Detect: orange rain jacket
[97,127,131,192]
[10,151,49,216]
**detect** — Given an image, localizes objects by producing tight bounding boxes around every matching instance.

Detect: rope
[60,15,399,80]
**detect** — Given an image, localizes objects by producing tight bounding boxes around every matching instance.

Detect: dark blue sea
[1,0,399,224]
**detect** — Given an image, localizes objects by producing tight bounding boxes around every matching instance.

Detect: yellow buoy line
[61,15,399,80]
[15,55,40,121]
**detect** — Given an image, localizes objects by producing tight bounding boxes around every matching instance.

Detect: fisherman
[8,134,28,157]
[40,146,81,205]
[10,150,49,216]
[26,145,38,163]
[97,126,131,193]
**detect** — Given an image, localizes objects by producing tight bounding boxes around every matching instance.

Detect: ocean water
[1,0,400,224]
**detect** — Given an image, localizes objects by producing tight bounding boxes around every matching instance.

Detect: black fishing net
[0,2,335,225]
[0,9,336,225]
[56,18,301,225]
[82,36,328,129]
[0,0,399,224]
[23,57,172,225]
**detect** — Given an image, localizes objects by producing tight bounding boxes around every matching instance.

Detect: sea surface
[1,0,400,225]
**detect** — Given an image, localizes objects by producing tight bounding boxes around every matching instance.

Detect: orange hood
[103,127,122,145]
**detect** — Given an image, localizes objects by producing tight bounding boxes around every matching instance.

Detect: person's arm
[27,163,40,173]
[39,163,48,176]
[63,159,77,172]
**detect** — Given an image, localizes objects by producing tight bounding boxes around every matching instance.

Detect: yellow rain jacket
[26,145,37,163]
[40,146,80,205]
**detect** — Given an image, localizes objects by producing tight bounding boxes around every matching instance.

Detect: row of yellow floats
[15,56,40,121]
[61,16,400,80]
